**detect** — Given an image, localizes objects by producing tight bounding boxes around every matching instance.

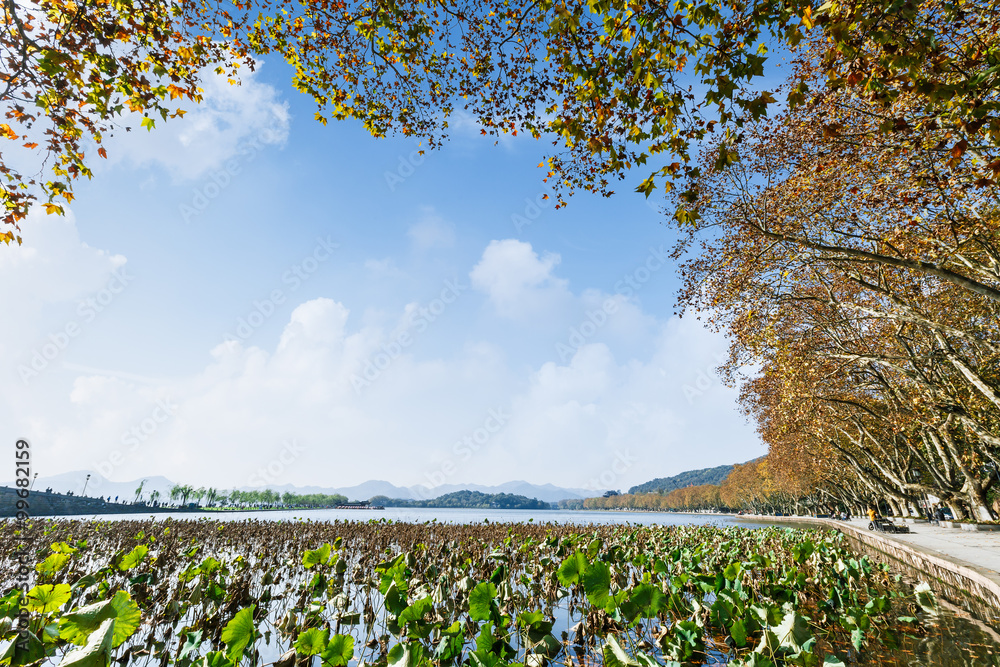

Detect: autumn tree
[7,0,999,243]
[0,0,250,243]
[677,76,1000,519]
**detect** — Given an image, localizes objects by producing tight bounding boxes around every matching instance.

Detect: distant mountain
[233,479,594,503]
[371,490,552,510]
[5,471,598,504]
[627,464,736,495]
[411,481,595,503]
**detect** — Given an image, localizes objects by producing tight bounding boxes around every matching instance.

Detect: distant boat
[335,501,384,510]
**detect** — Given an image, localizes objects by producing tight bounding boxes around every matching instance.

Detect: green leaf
[51,541,78,554]
[772,608,813,652]
[72,575,98,591]
[851,627,864,651]
[302,544,332,569]
[200,650,233,667]
[583,562,611,607]
[180,630,204,661]
[399,597,433,627]
[1,625,45,666]
[387,642,424,667]
[913,582,938,615]
[626,584,663,619]
[119,545,148,571]
[58,592,141,648]
[36,553,70,576]
[469,650,501,667]
[556,551,587,586]
[26,584,71,613]
[469,582,497,621]
[434,634,464,662]
[221,606,257,661]
[321,634,354,667]
[731,618,748,647]
[602,636,638,667]
[792,540,814,564]
[59,618,115,667]
[295,628,329,656]
[383,580,407,616]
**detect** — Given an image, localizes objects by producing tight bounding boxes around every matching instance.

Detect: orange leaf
[98,147,107,159]
[951,139,968,159]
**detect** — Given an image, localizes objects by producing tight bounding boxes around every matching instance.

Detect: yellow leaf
[802,6,815,29]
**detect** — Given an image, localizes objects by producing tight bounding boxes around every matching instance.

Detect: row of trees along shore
[3,1,1000,519]
[165,485,348,509]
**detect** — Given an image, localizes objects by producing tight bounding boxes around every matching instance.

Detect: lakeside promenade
[838,517,1000,578]
[745,513,1000,624]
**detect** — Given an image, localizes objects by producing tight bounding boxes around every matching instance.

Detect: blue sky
[0,56,765,493]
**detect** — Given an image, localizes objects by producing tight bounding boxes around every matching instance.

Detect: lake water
[55,506,779,527]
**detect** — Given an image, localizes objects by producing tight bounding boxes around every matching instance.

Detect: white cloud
[0,209,127,369]
[103,63,290,180]
[0,229,762,492]
[470,239,571,318]
[408,209,456,250]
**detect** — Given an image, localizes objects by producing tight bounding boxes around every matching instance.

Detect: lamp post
[81,474,91,497]
[29,473,37,491]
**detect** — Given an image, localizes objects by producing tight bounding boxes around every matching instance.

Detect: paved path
[839,517,1000,578]
[743,515,1000,580]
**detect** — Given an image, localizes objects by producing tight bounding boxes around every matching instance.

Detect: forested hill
[370,490,552,510]
[628,465,736,494]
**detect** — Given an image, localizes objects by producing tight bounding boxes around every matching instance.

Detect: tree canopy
[6,0,998,240]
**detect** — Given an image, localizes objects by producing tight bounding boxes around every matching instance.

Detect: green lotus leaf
[58,618,115,667]
[321,634,354,667]
[294,628,329,656]
[469,582,497,622]
[221,606,257,661]
[119,545,148,571]
[27,584,71,613]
